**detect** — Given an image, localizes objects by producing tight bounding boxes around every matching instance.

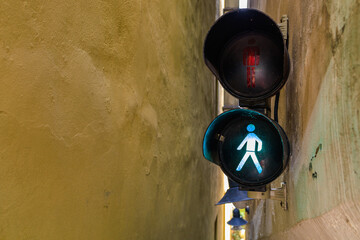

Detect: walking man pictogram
[236,124,263,174]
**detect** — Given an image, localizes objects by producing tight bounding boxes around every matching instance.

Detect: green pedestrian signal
[236,124,263,173]
[203,109,289,187]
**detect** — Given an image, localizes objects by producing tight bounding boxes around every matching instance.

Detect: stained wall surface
[247,0,360,239]
[0,1,224,239]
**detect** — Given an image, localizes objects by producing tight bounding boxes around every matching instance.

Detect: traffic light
[202,8,290,190]
[204,8,290,103]
[203,109,289,187]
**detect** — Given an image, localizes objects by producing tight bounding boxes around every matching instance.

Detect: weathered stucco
[248,0,360,239]
[0,1,224,239]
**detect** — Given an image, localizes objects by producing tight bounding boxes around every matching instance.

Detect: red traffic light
[204,9,290,102]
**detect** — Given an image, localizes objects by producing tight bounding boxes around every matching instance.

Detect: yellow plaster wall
[0,1,224,239]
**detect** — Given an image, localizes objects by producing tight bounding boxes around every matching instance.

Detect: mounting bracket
[247,182,288,210]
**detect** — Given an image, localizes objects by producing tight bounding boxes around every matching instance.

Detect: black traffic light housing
[204,8,290,103]
[203,8,291,196]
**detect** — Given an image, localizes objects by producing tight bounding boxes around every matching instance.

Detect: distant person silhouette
[236,124,263,174]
